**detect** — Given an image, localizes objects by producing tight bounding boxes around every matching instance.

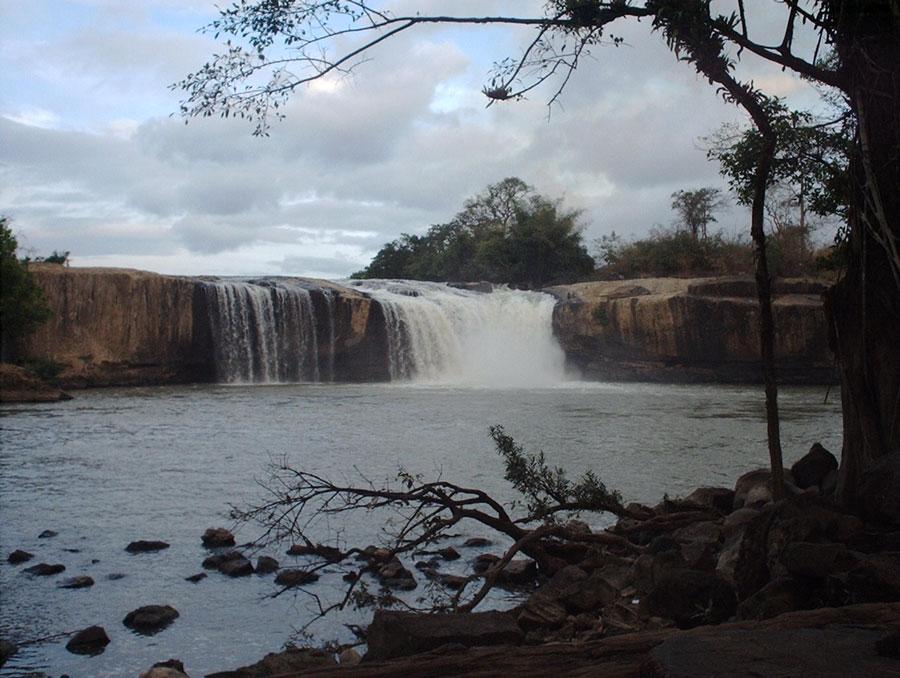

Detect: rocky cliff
[546,277,834,384]
[24,266,387,387]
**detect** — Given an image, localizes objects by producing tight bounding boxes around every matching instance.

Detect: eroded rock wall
[24,266,387,387]
[547,277,834,384]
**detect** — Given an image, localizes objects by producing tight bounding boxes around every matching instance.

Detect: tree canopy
[351,178,595,287]
[0,217,51,362]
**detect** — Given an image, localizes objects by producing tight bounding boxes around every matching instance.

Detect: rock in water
[24,563,65,576]
[38,530,58,539]
[206,646,335,677]
[274,569,319,588]
[65,626,110,655]
[123,605,179,634]
[59,575,94,589]
[202,527,235,548]
[0,640,17,667]
[126,540,170,553]
[255,556,279,574]
[7,550,33,565]
[218,554,253,577]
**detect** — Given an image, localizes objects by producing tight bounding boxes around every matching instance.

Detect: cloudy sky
[1,1,826,278]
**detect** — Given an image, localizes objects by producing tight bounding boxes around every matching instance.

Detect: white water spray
[348,280,570,387]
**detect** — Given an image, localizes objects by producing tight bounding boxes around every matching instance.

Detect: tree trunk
[826,1,900,511]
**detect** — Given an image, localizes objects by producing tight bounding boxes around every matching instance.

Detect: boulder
[737,577,812,621]
[858,450,900,527]
[218,554,254,577]
[517,596,569,630]
[185,573,207,583]
[673,521,722,570]
[287,543,343,562]
[733,469,795,509]
[274,568,319,588]
[721,507,761,536]
[643,569,736,629]
[366,609,523,661]
[255,556,279,574]
[59,575,94,589]
[339,648,362,666]
[202,527,236,548]
[7,550,33,565]
[38,530,58,539]
[472,553,501,574]
[123,605,179,634]
[642,626,898,678]
[206,646,335,676]
[126,540,170,553]
[438,546,461,561]
[139,668,189,678]
[499,559,538,586]
[683,486,735,514]
[791,443,838,490]
[781,541,859,580]
[376,558,417,589]
[439,574,469,590]
[65,626,110,655]
[24,562,65,576]
[203,551,245,570]
[835,552,900,604]
[462,537,493,548]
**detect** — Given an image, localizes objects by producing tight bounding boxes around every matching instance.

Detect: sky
[0,1,827,278]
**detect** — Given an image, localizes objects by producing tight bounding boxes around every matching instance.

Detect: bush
[1,217,52,361]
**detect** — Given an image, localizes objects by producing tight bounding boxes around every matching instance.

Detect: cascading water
[202,278,332,383]
[348,280,570,387]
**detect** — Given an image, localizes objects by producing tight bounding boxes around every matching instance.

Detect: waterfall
[202,278,327,383]
[348,280,569,387]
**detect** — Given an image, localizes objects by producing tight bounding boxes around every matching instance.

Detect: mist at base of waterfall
[348,280,571,387]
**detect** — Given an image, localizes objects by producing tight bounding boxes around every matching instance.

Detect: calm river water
[0,382,841,676]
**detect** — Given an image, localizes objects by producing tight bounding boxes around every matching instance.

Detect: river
[0,380,841,676]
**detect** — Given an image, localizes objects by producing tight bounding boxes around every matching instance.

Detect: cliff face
[546,277,834,384]
[25,266,387,387]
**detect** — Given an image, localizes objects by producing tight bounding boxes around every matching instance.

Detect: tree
[671,188,724,241]
[352,178,595,287]
[178,2,900,512]
[0,217,52,362]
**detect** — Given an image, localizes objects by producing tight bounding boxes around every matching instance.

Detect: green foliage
[594,227,753,278]
[670,188,724,240]
[490,425,623,522]
[352,178,595,287]
[0,217,52,361]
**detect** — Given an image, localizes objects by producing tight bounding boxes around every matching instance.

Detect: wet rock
[202,527,235,548]
[126,540,170,553]
[7,550,33,564]
[722,507,761,536]
[203,551,245,570]
[151,658,186,673]
[462,537,493,548]
[683,487,735,514]
[377,558,417,590]
[647,535,680,554]
[206,645,335,676]
[624,502,656,520]
[123,605,179,634]
[287,543,343,562]
[24,562,65,576]
[0,639,17,667]
[255,556,279,574]
[218,554,253,577]
[737,577,811,621]
[357,545,393,564]
[339,648,362,666]
[734,469,794,509]
[59,575,94,589]
[38,530,58,539]
[185,573,207,583]
[106,573,126,581]
[438,546,461,561]
[858,450,900,527]
[472,553,501,574]
[791,443,838,490]
[518,595,569,630]
[643,569,736,629]
[499,559,538,586]
[274,568,319,588]
[547,566,617,614]
[366,609,522,661]
[439,574,469,590]
[65,626,110,655]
